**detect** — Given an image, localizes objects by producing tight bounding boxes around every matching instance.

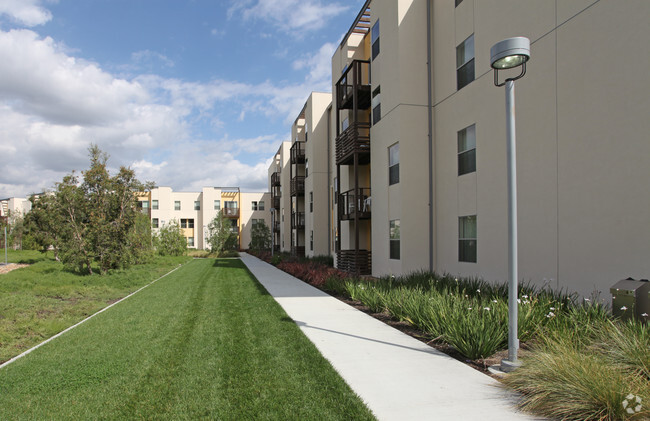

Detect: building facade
[269,0,650,297]
[139,187,271,251]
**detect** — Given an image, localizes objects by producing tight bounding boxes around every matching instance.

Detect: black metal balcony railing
[272,196,281,210]
[291,246,305,258]
[337,249,371,275]
[338,188,371,221]
[291,211,305,230]
[223,208,239,218]
[336,60,371,110]
[290,176,305,196]
[273,220,280,233]
[271,171,281,186]
[336,122,371,165]
[290,141,305,164]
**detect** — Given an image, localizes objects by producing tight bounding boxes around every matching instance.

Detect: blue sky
[0,0,365,197]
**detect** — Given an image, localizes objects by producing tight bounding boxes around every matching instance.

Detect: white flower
[476,289,481,293]
[550,307,555,310]
[454,278,458,282]
[468,307,473,310]
[546,312,555,318]
[492,300,498,303]
[642,313,649,317]
[584,298,591,302]
[517,299,521,304]
[621,306,628,311]
[524,301,530,305]
[522,295,529,299]
[484,307,491,311]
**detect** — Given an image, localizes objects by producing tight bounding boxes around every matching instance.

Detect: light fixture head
[490,37,530,70]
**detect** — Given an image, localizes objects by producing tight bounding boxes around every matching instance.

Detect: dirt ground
[0,263,29,275]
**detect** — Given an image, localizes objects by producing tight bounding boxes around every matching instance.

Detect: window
[187,237,194,247]
[458,124,476,175]
[371,19,380,60]
[152,200,159,210]
[342,117,349,131]
[310,230,313,251]
[459,215,477,262]
[389,143,400,185]
[455,0,463,6]
[251,218,258,226]
[181,218,194,229]
[334,177,338,204]
[252,201,258,211]
[305,123,309,143]
[152,218,159,228]
[456,34,475,90]
[174,201,181,211]
[309,192,313,213]
[259,201,264,211]
[214,200,220,210]
[194,201,200,211]
[389,220,400,260]
[305,158,309,178]
[372,86,381,125]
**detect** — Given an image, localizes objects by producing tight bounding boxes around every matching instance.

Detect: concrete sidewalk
[240,253,539,421]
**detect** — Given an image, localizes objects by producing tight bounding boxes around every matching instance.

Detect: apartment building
[139,187,271,251]
[0,197,32,221]
[269,0,650,297]
[268,142,291,253]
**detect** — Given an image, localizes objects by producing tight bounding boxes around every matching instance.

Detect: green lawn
[0,250,191,363]
[0,258,375,420]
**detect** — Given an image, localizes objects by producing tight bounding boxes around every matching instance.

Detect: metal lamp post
[490,37,530,373]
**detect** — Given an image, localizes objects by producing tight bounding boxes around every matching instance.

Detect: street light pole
[490,36,530,373]
[505,78,519,369]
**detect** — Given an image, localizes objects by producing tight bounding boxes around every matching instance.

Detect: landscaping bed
[250,251,650,421]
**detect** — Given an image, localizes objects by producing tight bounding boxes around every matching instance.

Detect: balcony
[291,212,305,230]
[290,141,305,164]
[272,196,281,210]
[338,188,371,221]
[336,60,371,110]
[337,249,371,275]
[291,246,305,258]
[223,208,239,218]
[336,122,371,165]
[273,220,280,233]
[290,176,305,196]
[271,171,281,186]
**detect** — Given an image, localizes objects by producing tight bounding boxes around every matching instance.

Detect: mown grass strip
[0,258,375,420]
[0,250,191,363]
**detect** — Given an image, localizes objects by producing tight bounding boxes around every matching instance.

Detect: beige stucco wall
[303,92,332,257]
[370,0,430,277]
[430,0,650,297]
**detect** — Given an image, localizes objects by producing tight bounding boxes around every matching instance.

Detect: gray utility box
[610,278,650,321]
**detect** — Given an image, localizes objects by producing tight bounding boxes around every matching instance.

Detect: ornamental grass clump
[501,323,650,421]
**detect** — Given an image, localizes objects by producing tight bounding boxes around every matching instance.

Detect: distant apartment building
[137,187,271,251]
[268,142,292,253]
[1,197,33,226]
[268,0,650,297]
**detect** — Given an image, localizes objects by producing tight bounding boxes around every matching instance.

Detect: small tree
[249,220,271,252]
[206,210,237,257]
[155,219,187,256]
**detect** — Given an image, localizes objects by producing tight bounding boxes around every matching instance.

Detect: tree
[155,219,187,256]
[249,220,271,252]
[25,194,63,259]
[26,145,153,274]
[206,210,237,257]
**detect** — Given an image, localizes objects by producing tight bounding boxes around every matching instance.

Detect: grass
[0,249,191,363]
[0,258,375,420]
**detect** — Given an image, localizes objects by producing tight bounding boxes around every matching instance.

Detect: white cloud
[0,24,330,197]
[229,0,349,32]
[0,0,53,27]
[131,50,175,68]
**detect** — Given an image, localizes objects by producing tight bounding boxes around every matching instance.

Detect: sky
[0,0,366,197]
